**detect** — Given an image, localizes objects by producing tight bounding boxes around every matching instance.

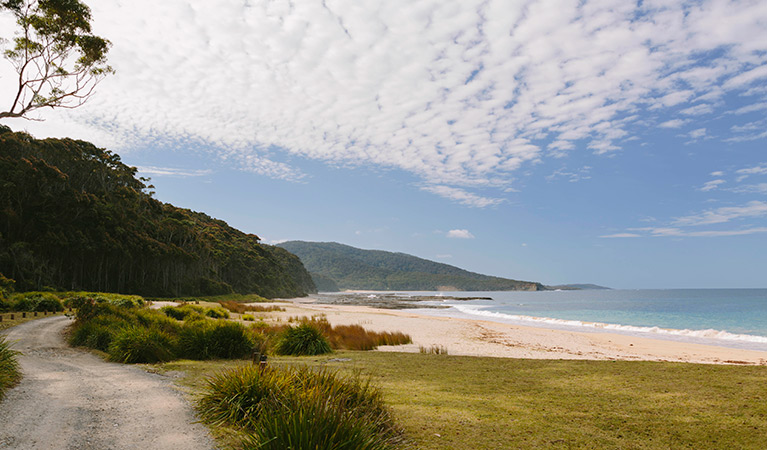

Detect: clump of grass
[274,323,332,356]
[197,365,405,449]
[160,304,204,320]
[242,314,255,321]
[108,326,176,363]
[178,320,254,360]
[419,345,448,355]
[0,336,21,400]
[205,307,230,319]
[10,292,64,312]
[218,300,285,314]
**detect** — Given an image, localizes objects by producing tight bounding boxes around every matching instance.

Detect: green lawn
[156,351,767,449]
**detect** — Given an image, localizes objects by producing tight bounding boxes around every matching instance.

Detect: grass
[197,364,406,449]
[274,323,332,356]
[0,335,21,401]
[218,300,285,314]
[155,351,767,450]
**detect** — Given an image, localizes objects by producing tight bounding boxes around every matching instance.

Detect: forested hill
[277,241,545,292]
[0,126,315,298]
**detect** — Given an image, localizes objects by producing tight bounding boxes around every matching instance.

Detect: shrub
[275,323,332,356]
[198,365,405,450]
[108,326,176,363]
[218,300,285,314]
[10,292,64,312]
[178,320,253,360]
[0,336,21,401]
[161,304,204,320]
[205,307,230,319]
[242,314,255,321]
[69,316,128,352]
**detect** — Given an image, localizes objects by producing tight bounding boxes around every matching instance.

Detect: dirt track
[0,316,215,449]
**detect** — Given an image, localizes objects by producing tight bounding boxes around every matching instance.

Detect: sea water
[398,289,767,351]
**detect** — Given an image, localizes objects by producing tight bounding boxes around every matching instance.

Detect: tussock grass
[278,315,412,351]
[197,365,406,449]
[108,326,176,363]
[0,336,21,400]
[218,300,285,314]
[419,345,448,355]
[178,320,253,360]
[274,323,332,356]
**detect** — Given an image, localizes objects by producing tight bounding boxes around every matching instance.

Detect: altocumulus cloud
[2,0,767,203]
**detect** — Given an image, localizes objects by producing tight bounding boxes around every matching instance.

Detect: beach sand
[262,298,767,365]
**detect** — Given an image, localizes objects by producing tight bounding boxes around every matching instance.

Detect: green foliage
[0,0,113,120]
[10,292,64,311]
[178,320,253,360]
[205,307,230,319]
[160,304,204,320]
[69,296,257,363]
[0,127,315,298]
[278,241,543,291]
[108,326,175,364]
[197,365,405,449]
[0,335,21,400]
[275,323,332,356]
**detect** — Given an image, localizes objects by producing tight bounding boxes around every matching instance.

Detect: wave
[452,304,767,345]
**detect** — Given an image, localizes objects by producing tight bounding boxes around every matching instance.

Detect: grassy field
[156,351,767,450]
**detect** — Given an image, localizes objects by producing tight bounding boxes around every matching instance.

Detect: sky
[1,0,766,289]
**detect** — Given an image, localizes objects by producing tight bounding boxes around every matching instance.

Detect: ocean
[393,289,767,351]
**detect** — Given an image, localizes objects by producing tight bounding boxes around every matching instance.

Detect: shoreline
[273,297,767,365]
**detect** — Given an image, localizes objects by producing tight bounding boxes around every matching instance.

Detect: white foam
[452,305,767,345]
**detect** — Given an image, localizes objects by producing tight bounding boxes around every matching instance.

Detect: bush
[161,304,204,320]
[69,316,128,352]
[10,292,64,312]
[108,326,176,363]
[0,336,21,401]
[242,314,255,321]
[178,320,253,360]
[197,365,405,450]
[205,307,230,319]
[275,323,332,356]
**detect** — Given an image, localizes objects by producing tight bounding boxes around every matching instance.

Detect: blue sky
[2,0,766,288]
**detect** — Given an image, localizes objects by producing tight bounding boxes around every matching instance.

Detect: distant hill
[0,126,315,298]
[548,284,611,290]
[277,241,544,292]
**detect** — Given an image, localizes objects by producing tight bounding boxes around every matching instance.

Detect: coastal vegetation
[278,241,544,291]
[160,351,767,450]
[0,126,315,298]
[197,365,407,449]
[0,335,21,400]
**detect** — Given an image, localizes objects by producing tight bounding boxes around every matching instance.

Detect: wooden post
[22,312,26,318]
[34,311,38,317]
[0,314,3,322]
[9,314,13,320]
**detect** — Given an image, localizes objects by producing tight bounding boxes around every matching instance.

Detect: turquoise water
[408,289,767,351]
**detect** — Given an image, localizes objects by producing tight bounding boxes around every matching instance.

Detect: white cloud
[446,229,475,239]
[600,233,642,238]
[2,0,767,204]
[672,201,767,227]
[421,185,504,208]
[688,128,707,139]
[638,227,767,238]
[700,179,725,192]
[710,171,724,177]
[658,119,689,129]
[736,164,767,179]
[136,166,212,177]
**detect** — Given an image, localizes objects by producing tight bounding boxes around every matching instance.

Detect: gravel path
[0,316,216,449]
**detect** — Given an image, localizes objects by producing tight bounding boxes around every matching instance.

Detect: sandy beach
[264,297,767,366]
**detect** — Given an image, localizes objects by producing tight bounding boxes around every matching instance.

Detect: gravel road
[0,316,216,449]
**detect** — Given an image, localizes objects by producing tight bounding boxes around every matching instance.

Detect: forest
[0,126,315,298]
[278,241,544,291]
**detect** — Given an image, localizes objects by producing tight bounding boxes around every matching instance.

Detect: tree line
[0,126,315,298]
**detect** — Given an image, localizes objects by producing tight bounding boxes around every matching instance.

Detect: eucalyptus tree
[0,0,112,120]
